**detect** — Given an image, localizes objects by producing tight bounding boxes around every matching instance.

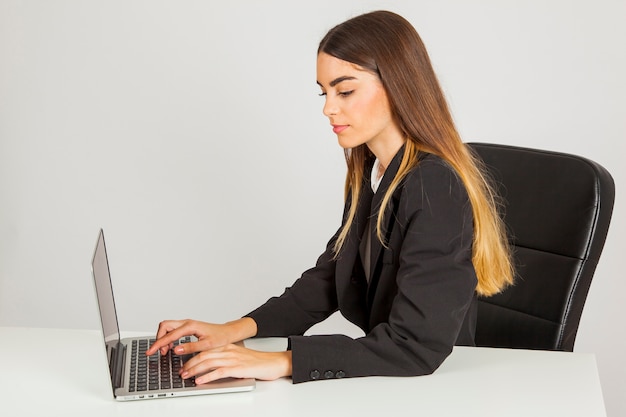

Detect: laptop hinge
[110,342,127,389]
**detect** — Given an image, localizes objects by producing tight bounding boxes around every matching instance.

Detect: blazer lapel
[335,146,406,316]
[335,163,375,283]
[334,161,375,330]
[367,145,406,302]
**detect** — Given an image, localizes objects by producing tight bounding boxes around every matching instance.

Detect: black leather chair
[468,143,615,352]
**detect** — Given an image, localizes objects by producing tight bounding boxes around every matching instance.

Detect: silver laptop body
[91,228,256,401]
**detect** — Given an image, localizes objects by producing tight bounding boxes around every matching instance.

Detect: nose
[322,96,337,118]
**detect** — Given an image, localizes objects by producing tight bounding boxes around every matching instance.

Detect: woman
[147,10,514,384]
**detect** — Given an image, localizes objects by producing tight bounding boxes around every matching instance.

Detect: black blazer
[247,146,478,383]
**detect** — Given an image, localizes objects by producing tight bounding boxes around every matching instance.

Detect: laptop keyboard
[129,337,196,392]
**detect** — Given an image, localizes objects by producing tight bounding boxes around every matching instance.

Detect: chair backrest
[468,142,615,352]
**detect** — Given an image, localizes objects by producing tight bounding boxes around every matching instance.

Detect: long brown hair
[319,10,513,296]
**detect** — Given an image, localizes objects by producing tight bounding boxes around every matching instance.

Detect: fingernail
[175,346,183,354]
[181,371,189,378]
[195,377,203,384]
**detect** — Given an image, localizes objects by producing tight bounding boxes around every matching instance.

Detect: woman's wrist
[280,350,293,378]
[225,317,258,342]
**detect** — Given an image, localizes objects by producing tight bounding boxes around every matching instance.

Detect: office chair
[468,142,615,352]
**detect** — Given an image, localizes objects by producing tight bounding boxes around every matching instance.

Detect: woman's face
[316,52,403,152]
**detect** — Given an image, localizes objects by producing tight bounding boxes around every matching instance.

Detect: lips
[332,125,348,134]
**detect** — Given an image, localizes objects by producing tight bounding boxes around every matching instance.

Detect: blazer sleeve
[288,159,478,383]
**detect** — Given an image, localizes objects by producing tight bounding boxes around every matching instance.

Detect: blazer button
[310,370,320,380]
[335,370,346,379]
[324,370,334,379]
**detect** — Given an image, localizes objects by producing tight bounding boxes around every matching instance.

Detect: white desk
[0,327,606,416]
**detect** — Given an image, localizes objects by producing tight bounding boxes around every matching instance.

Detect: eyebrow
[317,75,358,88]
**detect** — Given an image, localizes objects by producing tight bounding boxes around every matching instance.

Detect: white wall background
[1,0,624,415]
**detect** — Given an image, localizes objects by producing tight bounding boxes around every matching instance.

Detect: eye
[338,90,354,97]
[318,92,327,97]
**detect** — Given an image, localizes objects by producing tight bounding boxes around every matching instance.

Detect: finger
[146,320,187,356]
[172,339,214,355]
[195,367,229,384]
[194,362,251,384]
[155,319,186,340]
[180,348,236,379]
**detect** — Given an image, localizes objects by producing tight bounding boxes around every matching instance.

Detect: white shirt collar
[371,158,384,193]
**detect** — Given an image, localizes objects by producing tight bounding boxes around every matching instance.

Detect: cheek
[360,94,393,127]
[350,92,384,121]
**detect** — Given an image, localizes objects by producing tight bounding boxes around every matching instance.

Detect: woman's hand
[145,317,257,357]
[181,344,293,384]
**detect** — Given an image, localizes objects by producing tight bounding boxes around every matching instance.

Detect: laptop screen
[91,229,121,345]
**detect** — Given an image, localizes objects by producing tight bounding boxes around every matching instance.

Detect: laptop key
[127,337,202,392]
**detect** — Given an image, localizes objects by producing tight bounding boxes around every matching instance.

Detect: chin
[337,136,363,150]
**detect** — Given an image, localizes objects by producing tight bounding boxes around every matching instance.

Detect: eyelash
[318,90,354,97]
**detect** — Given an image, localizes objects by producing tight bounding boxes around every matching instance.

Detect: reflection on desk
[0,327,606,417]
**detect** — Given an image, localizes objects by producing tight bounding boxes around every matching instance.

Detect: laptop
[91,228,256,401]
